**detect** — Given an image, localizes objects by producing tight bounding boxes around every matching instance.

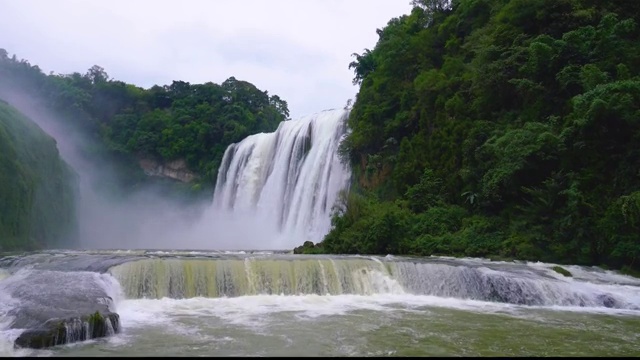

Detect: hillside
[0,100,78,251]
[315,0,640,273]
[0,50,290,200]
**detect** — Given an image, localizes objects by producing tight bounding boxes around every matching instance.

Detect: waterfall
[108,257,640,310]
[210,109,351,249]
[110,257,398,298]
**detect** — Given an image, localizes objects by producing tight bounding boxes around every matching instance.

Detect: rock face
[14,311,120,349]
[0,269,121,349]
[138,157,197,183]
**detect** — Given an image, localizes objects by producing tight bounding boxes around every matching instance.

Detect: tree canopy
[319,0,640,273]
[0,52,290,199]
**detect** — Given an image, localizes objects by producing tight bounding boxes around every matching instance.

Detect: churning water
[1,251,639,357]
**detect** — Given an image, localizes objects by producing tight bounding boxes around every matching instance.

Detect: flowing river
[1,250,639,357]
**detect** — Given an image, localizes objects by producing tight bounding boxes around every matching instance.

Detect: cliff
[0,99,78,251]
[138,157,197,183]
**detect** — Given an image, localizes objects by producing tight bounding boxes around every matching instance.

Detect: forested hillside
[318,0,640,272]
[0,100,78,251]
[0,50,290,199]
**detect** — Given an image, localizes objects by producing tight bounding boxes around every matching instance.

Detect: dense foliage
[319,0,640,272]
[0,51,289,198]
[0,100,78,251]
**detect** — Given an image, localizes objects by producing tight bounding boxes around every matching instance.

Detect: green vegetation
[2,1,638,271]
[552,266,572,277]
[0,46,288,251]
[293,241,325,254]
[0,100,78,251]
[315,0,640,272]
[0,50,289,200]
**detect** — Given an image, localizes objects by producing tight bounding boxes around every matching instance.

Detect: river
[1,250,639,357]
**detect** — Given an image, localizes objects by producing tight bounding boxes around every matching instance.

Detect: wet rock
[0,269,121,349]
[293,241,323,254]
[14,312,120,349]
[596,294,617,308]
[1,252,146,273]
[552,266,573,277]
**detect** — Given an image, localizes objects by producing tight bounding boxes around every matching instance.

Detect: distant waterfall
[211,109,351,249]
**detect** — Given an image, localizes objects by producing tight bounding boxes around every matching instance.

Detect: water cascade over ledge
[210,109,351,249]
[107,256,640,310]
[3,251,640,355]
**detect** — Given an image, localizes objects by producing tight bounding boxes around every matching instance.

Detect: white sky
[0,0,412,119]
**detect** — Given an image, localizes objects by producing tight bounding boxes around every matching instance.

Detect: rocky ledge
[138,157,197,183]
[0,268,121,349]
[14,311,120,349]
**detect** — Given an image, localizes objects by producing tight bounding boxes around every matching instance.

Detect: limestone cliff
[138,157,197,183]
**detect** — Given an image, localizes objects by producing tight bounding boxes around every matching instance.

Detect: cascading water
[2,251,640,356]
[107,256,640,310]
[210,109,351,249]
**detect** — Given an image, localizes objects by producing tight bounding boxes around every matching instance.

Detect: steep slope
[320,0,640,272]
[0,99,78,250]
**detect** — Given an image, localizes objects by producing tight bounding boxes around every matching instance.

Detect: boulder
[294,241,325,254]
[14,311,120,349]
[0,268,121,349]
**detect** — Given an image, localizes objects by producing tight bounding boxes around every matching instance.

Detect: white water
[210,109,351,249]
[93,259,640,331]
[0,269,9,282]
[0,281,21,357]
[2,255,640,356]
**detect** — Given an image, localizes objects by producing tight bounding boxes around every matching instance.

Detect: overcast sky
[0,0,412,119]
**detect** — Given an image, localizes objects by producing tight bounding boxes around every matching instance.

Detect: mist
[0,86,276,251]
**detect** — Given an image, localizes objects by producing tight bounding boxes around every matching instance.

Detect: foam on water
[531,262,640,286]
[4,291,638,357]
[107,255,640,312]
[114,291,640,337]
[0,269,9,281]
[0,274,41,357]
[2,253,640,356]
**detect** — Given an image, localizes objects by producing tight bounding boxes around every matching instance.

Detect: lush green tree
[316,0,640,272]
[0,100,78,251]
[0,53,290,200]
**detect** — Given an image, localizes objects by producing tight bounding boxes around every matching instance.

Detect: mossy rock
[487,255,516,263]
[294,241,322,254]
[552,266,572,277]
[14,311,120,349]
[620,266,640,279]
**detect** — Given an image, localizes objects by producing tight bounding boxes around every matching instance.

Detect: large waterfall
[210,109,351,249]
